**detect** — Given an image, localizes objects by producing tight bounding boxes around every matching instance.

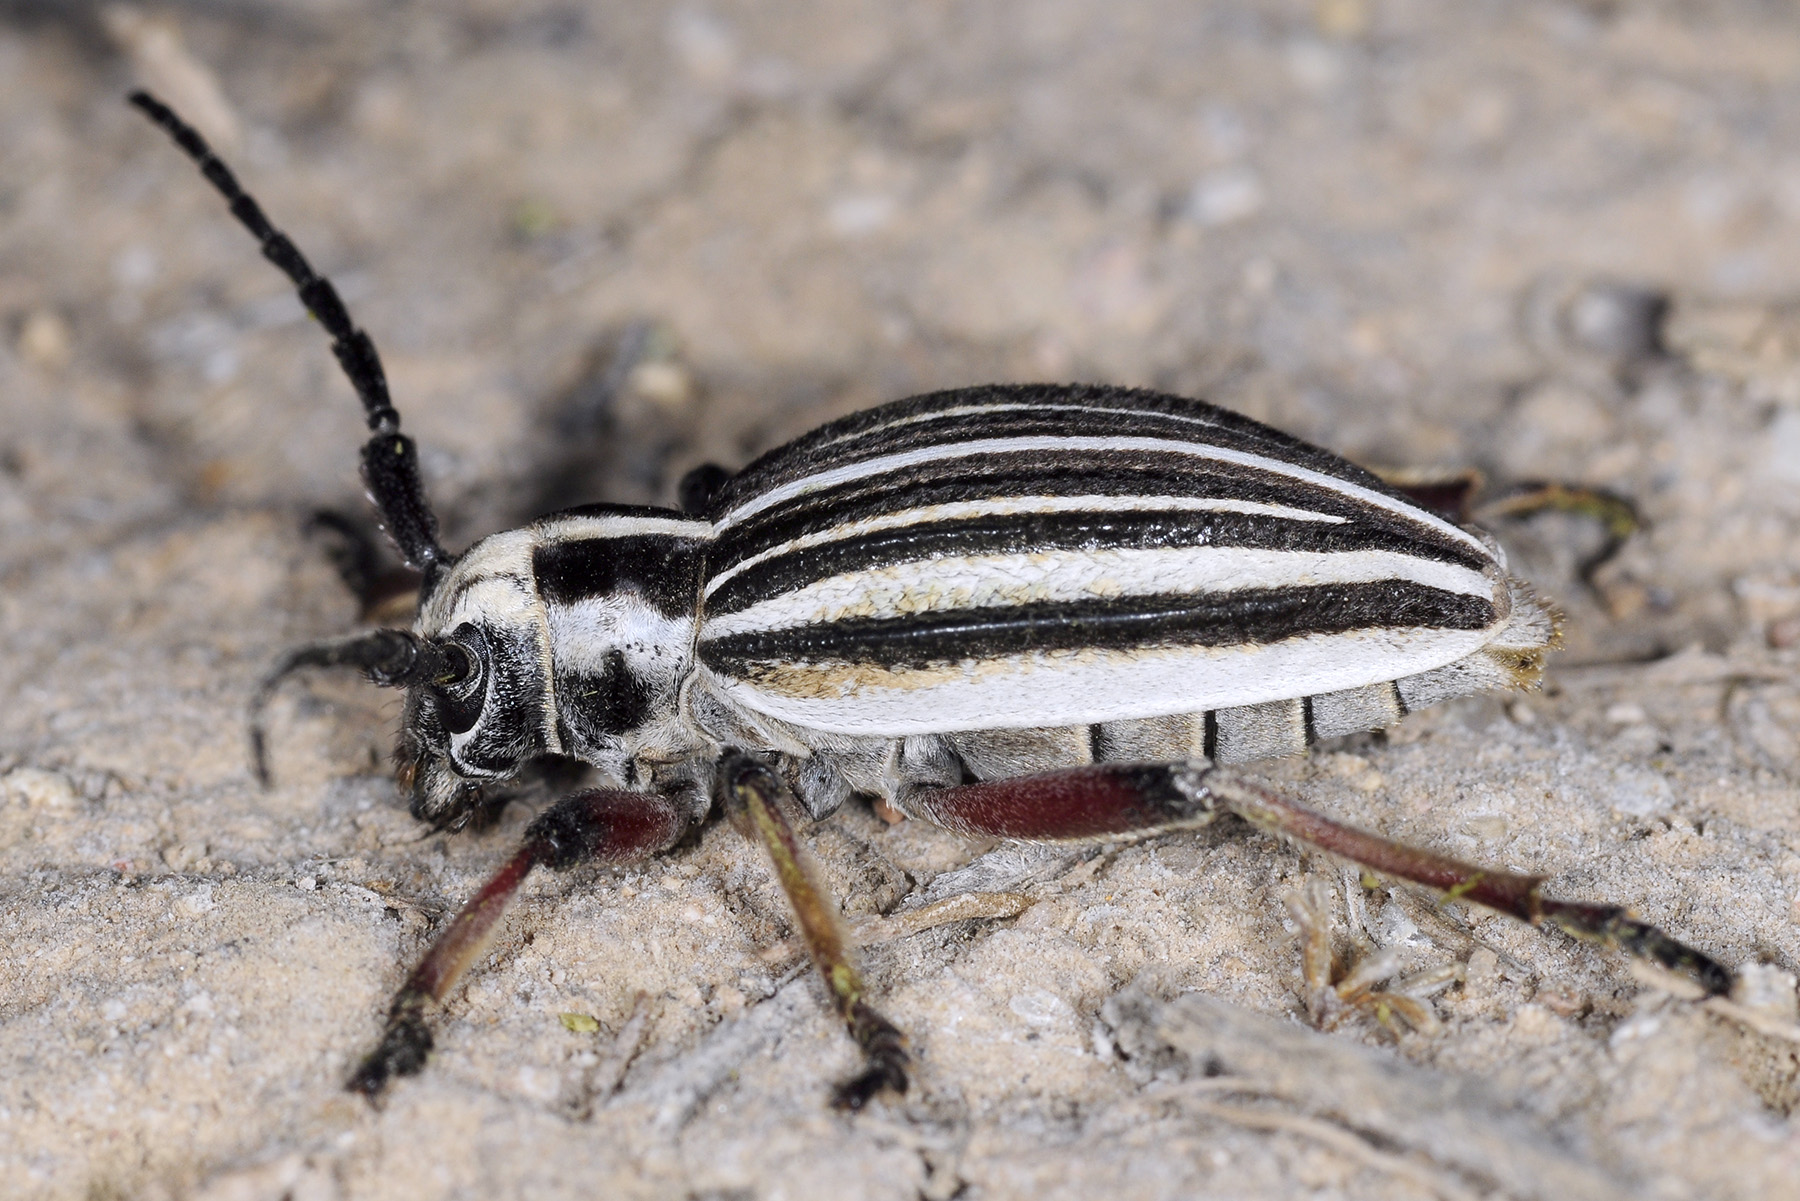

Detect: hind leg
[902,759,1732,998]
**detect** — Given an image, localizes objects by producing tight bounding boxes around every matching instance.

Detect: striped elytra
[684,383,1554,746]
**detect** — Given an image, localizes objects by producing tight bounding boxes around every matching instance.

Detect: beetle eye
[434,624,489,734]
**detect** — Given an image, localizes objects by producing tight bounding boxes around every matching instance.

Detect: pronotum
[129,90,1734,1109]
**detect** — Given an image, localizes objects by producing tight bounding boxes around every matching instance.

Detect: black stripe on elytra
[699,582,1499,675]
[533,534,706,616]
[801,408,1380,493]
[723,426,1382,529]
[717,384,1385,506]
[719,454,1338,552]
[1302,695,1318,747]
[714,452,1489,579]
[1202,710,1219,761]
[706,505,1482,617]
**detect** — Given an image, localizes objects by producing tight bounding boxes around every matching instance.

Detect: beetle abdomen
[695,385,1544,737]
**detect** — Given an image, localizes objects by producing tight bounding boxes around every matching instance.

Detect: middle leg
[717,752,911,1110]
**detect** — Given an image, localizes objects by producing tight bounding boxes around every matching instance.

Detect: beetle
[129,90,1734,1110]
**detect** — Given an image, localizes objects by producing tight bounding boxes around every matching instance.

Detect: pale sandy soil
[6,3,1800,1199]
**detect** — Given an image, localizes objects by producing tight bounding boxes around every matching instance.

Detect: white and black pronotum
[131,91,1734,1109]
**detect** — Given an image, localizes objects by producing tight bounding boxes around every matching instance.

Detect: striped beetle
[132,91,1733,1110]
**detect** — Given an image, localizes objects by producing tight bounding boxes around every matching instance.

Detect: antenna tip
[249,724,274,789]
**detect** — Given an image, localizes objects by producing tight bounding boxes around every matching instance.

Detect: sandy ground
[6,2,1800,1198]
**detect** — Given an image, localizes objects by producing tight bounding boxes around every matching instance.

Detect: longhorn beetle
[129,91,1735,1110]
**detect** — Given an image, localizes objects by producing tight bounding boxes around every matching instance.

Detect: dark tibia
[1209,770,1732,996]
[346,841,536,1097]
[908,760,1733,998]
[128,91,446,573]
[716,752,910,1110]
[348,788,687,1098]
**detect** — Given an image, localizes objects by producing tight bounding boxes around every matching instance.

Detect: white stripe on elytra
[700,545,1495,637]
[702,494,1348,600]
[714,434,1489,558]
[534,512,714,542]
[816,401,1244,446]
[700,623,1498,735]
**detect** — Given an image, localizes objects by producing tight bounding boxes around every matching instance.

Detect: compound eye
[434,622,489,735]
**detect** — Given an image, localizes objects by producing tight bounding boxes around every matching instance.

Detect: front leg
[349,788,689,1097]
[903,760,1733,998]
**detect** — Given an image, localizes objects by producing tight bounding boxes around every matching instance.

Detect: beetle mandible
[129,90,1734,1110]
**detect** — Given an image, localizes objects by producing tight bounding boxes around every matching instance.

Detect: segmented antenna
[128,90,448,576]
[248,629,465,785]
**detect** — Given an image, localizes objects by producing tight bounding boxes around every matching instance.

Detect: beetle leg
[1376,467,1485,523]
[1475,481,1641,587]
[677,462,733,516]
[717,752,910,1111]
[904,760,1734,999]
[302,509,422,622]
[348,787,688,1098]
[1377,464,1641,589]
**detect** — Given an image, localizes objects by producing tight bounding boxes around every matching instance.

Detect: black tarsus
[346,1002,434,1098]
[128,90,447,576]
[833,1003,911,1111]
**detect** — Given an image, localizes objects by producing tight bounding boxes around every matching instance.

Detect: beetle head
[395,534,558,826]
[251,533,557,828]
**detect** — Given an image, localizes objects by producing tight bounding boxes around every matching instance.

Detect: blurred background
[6,3,1800,1199]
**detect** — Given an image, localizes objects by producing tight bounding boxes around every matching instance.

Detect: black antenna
[248,629,467,785]
[128,90,449,577]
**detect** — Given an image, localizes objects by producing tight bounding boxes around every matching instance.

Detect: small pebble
[1562,281,1668,364]
[18,311,72,370]
[1731,963,1800,1021]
